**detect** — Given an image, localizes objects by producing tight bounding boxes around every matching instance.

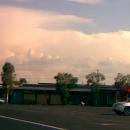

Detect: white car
[112,102,130,116]
[0,99,5,104]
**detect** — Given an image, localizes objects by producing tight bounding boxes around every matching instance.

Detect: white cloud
[1,6,130,84]
[66,0,103,4]
[0,6,93,57]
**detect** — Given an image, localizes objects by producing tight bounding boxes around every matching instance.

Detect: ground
[0,104,130,130]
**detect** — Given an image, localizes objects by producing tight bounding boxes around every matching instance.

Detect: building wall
[10,89,117,106]
[50,95,62,105]
[70,91,116,106]
[23,93,36,104]
[37,94,49,105]
[0,89,3,98]
[10,90,62,105]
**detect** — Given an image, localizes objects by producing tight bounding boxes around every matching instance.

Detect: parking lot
[0,104,130,130]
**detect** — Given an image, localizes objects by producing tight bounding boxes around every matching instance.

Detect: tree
[54,73,78,105]
[1,62,15,102]
[19,78,27,86]
[114,73,130,102]
[86,70,105,106]
[114,73,123,88]
[13,78,27,87]
[86,70,105,86]
[114,73,130,88]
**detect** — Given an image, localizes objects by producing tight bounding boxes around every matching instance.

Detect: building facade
[8,83,117,106]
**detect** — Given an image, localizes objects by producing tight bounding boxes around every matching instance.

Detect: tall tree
[86,70,105,86]
[1,62,15,102]
[114,73,130,88]
[114,73,130,102]
[54,73,78,105]
[86,70,105,106]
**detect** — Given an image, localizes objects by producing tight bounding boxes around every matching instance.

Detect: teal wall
[10,89,117,106]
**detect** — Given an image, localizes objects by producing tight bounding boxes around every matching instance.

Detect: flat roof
[14,87,56,91]
[13,86,117,92]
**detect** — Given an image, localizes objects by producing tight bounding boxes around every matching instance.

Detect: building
[0,84,3,98]
[8,83,118,106]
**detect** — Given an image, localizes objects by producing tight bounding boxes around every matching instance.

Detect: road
[0,116,60,130]
[0,104,130,130]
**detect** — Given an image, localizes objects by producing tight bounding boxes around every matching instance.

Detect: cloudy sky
[0,0,130,84]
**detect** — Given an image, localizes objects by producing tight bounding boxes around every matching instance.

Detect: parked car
[0,99,5,104]
[112,102,130,116]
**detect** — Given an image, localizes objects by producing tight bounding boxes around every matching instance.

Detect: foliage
[91,85,100,92]
[1,62,15,88]
[19,78,27,86]
[90,85,102,106]
[114,73,130,88]
[13,78,27,87]
[86,70,105,106]
[1,62,15,103]
[54,73,78,104]
[86,70,105,86]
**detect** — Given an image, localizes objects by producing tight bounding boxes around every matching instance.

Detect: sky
[0,0,130,84]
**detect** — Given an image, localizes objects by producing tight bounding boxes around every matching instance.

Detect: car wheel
[124,108,130,116]
[115,111,122,115]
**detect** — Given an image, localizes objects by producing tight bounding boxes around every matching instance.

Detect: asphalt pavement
[0,117,58,130]
[0,104,130,130]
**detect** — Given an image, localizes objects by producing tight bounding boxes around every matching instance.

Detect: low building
[9,83,118,106]
[0,84,3,98]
